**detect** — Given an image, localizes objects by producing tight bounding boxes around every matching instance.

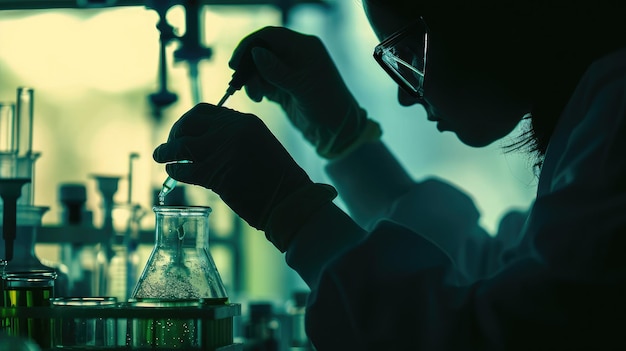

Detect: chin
[456,132,498,148]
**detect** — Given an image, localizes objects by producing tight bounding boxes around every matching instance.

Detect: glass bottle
[131,206,227,302]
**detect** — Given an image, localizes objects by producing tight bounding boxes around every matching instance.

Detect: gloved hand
[153,103,337,251]
[229,26,381,159]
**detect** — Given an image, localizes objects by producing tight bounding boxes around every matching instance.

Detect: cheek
[420,35,528,145]
[422,64,509,145]
[423,57,469,120]
[398,87,421,106]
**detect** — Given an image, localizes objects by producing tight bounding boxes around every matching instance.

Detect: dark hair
[506,6,626,169]
[364,0,626,169]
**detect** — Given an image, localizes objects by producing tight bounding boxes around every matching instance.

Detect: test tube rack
[0,301,242,350]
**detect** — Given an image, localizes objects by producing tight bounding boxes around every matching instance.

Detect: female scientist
[153,0,626,348]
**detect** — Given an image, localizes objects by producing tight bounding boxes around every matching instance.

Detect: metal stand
[0,178,30,261]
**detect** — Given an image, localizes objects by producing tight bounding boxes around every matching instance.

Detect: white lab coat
[285,47,626,350]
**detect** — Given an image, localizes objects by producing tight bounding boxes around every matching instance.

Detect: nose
[397,87,422,106]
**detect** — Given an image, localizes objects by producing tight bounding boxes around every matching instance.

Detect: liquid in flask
[131,205,228,303]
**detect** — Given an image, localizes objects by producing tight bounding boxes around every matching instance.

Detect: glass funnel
[0,205,53,273]
[131,206,227,302]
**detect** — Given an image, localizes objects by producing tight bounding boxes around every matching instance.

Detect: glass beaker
[2,271,56,349]
[50,296,119,348]
[131,206,228,301]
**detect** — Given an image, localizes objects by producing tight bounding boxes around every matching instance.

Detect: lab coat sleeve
[301,187,626,350]
[325,140,519,280]
[324,140,415,231]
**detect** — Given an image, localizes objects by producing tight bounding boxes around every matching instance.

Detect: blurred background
[0,0,536,308]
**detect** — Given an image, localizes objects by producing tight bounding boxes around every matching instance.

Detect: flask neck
[154,212,210,250]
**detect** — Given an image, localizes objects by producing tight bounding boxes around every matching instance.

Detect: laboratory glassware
[0,87,41,207]
[0,153,41,218]
[15,87,34,157]
[0,102,16,153]
[58,183,96,297]
[0,178,30,261]
[2,270,57,349]
[91,175,120,297]
[127,298,240,350]
[127,298,203,349]
[0,153,41,207]
[0,206,53,273]
[58,183,91,225]
[131,205,228,301]
[0,259,5,306]
[107,203,144,301]
[0,204,69,297]
[50,296,118,348]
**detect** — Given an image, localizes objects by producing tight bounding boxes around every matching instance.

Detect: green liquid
[4,286,53,307]
[128,298,233,350]
[3,286,53,348]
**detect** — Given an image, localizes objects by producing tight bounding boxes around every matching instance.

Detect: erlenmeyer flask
[131,206,227,302]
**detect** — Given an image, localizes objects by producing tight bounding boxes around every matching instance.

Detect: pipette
[158,40,267,205]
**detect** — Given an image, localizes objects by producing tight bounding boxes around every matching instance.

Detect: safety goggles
[373,17,429,100]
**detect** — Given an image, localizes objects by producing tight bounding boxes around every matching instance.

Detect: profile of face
[363,0,532,147]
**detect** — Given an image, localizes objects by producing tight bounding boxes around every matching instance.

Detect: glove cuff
[265,183,338,252]
[323,119,382,160]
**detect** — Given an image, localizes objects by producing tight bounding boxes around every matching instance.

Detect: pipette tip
[216,92,231,107]
[158,177,177,205]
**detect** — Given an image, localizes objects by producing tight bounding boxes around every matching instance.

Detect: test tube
[0,102,17,153]
[15,87,34,156]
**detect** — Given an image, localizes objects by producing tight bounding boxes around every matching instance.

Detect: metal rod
[0,0,328,10]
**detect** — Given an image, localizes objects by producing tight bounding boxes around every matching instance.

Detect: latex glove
[153,103,337,251]
[229,26,381,159]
